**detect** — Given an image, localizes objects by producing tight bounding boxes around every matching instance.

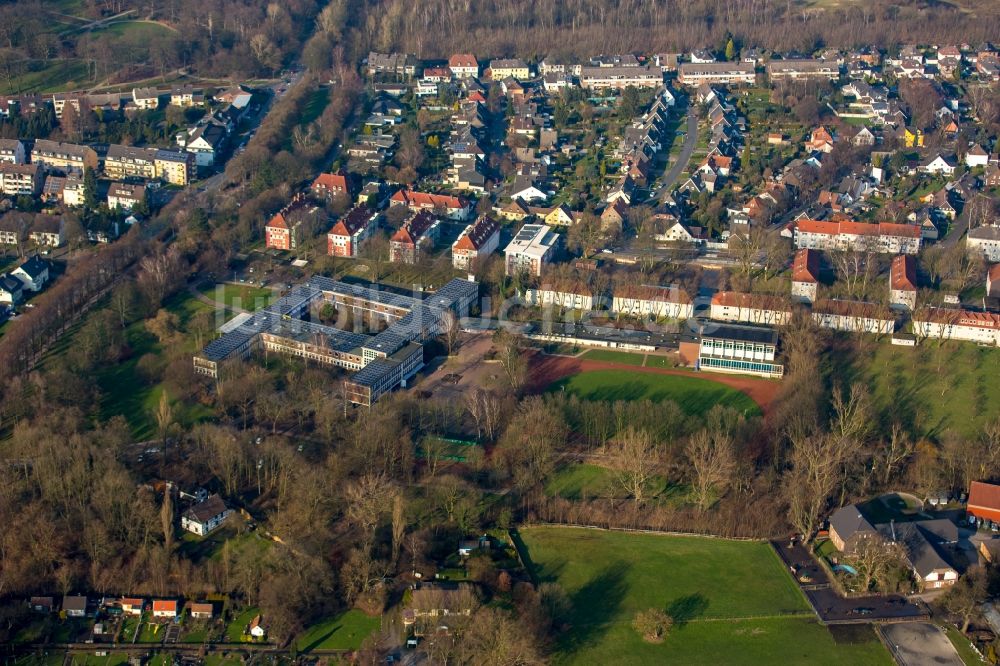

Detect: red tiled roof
[121,598,144,607]
[812,298,893,319]
[266,212,288,230]
[795,219,840,235]
[711,291,789,310]
[795,219,920,239]
[891,255,917,292]
[449,54,478,69]
[615,283,692,304]
[152,600,177,612]
[989,264,1000,284]
[791,249,820,283]
[914,307,1000,329]
[969,481,1000,513]
[453,216,499,251]
[312,172,348,193]
[390,189,467,210]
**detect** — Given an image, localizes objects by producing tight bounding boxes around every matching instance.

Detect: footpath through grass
[550,369,760,417]
[518,527,891,665]
[295,610,380,652]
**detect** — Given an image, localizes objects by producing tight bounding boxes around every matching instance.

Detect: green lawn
[831,338,1000,439]
[200,283,275,312]
[69,655,130,666]
[942,625,984,665]
[89,21,175,40]
[517,527,891,665]
[137,620,163,643]
[0,60,91,95]
[295,610,380,652]
[225,608,259,642]
[549,370,761,417]
[545,463,613,500]
[579,349,646,365]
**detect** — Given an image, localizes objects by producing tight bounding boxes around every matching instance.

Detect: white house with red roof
[448,54,480,79]
[327,205,380,258]
[912,307,1000,345]
[611,284,693,320]
[390,211,440,264]
[452,215,500,269]
[152,600,179,618]
[264,195,321,251]
[710,292,793,326]
[789,219,922,255]
[389,189,471,221]
[790,248,820,303]
[890,255,918,310]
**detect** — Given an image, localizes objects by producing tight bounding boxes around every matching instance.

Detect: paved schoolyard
[880,623,963,666]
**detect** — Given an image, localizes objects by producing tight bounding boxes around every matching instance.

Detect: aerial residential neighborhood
[4,1,1000,665]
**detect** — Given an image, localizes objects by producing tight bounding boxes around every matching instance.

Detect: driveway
[660,107,699,194]
[880,623,964,666]
[770,540,928,624]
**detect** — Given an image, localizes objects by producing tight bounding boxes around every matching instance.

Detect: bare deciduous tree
[605,427,660,503]
[686,429,735,511]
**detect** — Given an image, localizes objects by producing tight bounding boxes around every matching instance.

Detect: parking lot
[880,623,964,666]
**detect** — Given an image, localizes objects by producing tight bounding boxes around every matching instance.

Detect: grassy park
[549,369,761,417]
[517,527,892,665]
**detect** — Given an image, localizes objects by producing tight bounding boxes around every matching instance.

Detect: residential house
[579,65,662,90]
[366,52,419,77]
[656,220,705,244]
[132,87,163,110]
[0,139,26,164]
[12,255,49,291]
[62,596,87,618]
[29,597,55,613]
[677,62,756,86]
[488,58,530,80]
[611,283,693,320]
[788,219,922,255]
[767,58,839,81]
[327,205,380,258]
[852,127,876,146]
[448,54,479,78]
[404,583,478,636]
[811,299,895,335]
[169,86,205,107]
[791,248,820,303]
[967,225,1000,262]
[523,278,605,310]
[179,123,227,167]
[264,195,322,251]
[152,600,179,618]
[904,127,925,148]
[601,199,628,229]
[504,223,558,276]
[0,274,23,304]
[968,481,1000,523]
[912,308,1000,345]
[0,213,26,246]
[390,189,470,220]
[30,140,98,172]
[120,598,145,616]
[311,171,352,201]
[249,615,266,638]
[180,494,232,536]
[107,182,146,211]
[0,163,41,196]
[829,504,878,552]
[63,173,85,207]
[154,149,194,186]
[389,210,440,264]
[807,126,836,153]
[105,144,157,180]
[452,215,500,269]
[965,144,989,168]
[890,255,918,310]
[188,603,214,619]
[29,215,64,247]
[920,154,957,176]
[709,291,793,326]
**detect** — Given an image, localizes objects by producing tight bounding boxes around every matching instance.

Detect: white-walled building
[912,308,1000,345]
[611,284,694,320]
[791,248,820,303]
[504,224,558,276]
[890,255,918,310]
[710,291,793,326]
[811,299,895,335]
[788,219,922,255]
[452,216,500,270]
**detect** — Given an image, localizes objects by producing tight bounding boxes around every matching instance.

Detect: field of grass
[550,370,761,417]
[295,610,381,652]
[199,283,274,312]
[545,463,613,499]
[517,527,891,665]
[89,21,175,41]
[579,349,646,365]
[0,60,91,95]
[942,625,983,665]
[137,621,163,643]
[69,655,129,666]
[831,338,1000,439]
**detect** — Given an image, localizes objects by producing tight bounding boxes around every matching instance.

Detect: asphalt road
[659,106,699,194]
